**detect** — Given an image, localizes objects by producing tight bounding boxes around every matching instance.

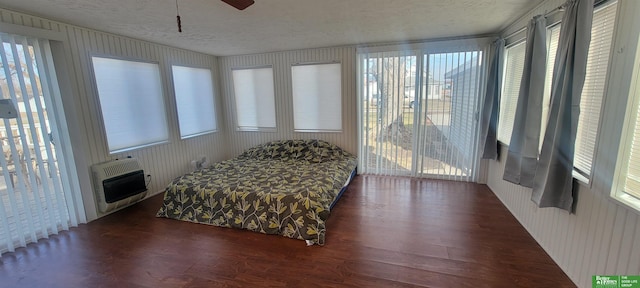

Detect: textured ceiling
[0,0,543,56]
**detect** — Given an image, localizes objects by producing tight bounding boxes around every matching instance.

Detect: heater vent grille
[102,160,142,178]
[91,158,147,213]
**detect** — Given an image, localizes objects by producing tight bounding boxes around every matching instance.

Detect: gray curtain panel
[503,15,547,188]
[480,38,504,160]
[532,0,594,211]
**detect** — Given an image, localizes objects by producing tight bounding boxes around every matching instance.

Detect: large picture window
[171,65,217,138]
[91,56,169,153]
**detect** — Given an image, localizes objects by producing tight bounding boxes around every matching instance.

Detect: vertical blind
[0,33,84,254]
[497,41,526,144]
[231,67,277,130]
[291,63,342,131]
[92,57,169,153]
[171,65,217,138]
[359,50,415,176]
[574,1,617,178]
[417,50,484,180]
[358,42,485,182]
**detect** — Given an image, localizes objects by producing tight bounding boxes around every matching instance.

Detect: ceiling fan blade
[221,0,255,10]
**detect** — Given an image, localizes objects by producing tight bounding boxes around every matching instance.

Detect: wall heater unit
[91,158,147,213]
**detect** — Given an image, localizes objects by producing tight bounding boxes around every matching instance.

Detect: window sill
[180,130,218,140]
[236,127,277,133]
[573,170,590,186]
[496,142,592,186]
[611,192,640,215]
[294,129,342,133]
[109,140,169,155]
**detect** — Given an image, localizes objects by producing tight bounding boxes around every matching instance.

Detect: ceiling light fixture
[176,0,182,33]
[221,0,255,10]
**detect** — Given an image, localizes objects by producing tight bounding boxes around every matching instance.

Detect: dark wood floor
[0,175,575,287]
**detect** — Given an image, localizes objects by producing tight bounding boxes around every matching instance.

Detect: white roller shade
[291,63,342,132]
[92,56,168,153]
[171,65,217,138]
[231,67,277,130]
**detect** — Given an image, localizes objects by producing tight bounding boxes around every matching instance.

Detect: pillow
[238,139,352,163]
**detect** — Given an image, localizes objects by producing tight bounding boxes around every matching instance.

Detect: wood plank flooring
[0,175,575,287]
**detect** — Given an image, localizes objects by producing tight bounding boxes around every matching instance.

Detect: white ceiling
[0,0,542,56]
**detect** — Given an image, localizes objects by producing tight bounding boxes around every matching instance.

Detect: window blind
[291,63,342,131]
[498,1,617,181]
[541,24,561,151]
[231,67,277,130]
[574,2,617,177]
[497,41,526,144]
[612,45,640,201]
[359,46,484,182]
[171,65,217,138]
[496,25,561,147]
[92,57,168,153]
[622,77,640,199]
[1,33,85,254]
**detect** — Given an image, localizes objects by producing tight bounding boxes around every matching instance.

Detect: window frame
[497,39,526,145]
[611,35,640,213]
[170,64,218,139]
[90,54,170,154]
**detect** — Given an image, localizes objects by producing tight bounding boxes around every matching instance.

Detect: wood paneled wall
[488,145,640,288]
[0,8,228,220]
[218,47,359,157]
[488,0,640,287]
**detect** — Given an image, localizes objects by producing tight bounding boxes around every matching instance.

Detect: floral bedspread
[156,139,357,245]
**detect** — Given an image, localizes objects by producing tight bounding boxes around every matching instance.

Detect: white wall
[0,8,228,220]
[488,0,640,287]
[218,47,359,156]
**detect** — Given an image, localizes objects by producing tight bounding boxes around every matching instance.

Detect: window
[540,24,561,151]
[497,41,526,144]
[574,2,617,178]
[612,42,640,212]
[541,2,617,180]
[497,25,560,147]
[498,1,617,182]
[231,67,276,131]
[91,56,169,153]
[1,33,84,254]
[291,63,342,131]
[359,45,485,181]
[171,65,217,138]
